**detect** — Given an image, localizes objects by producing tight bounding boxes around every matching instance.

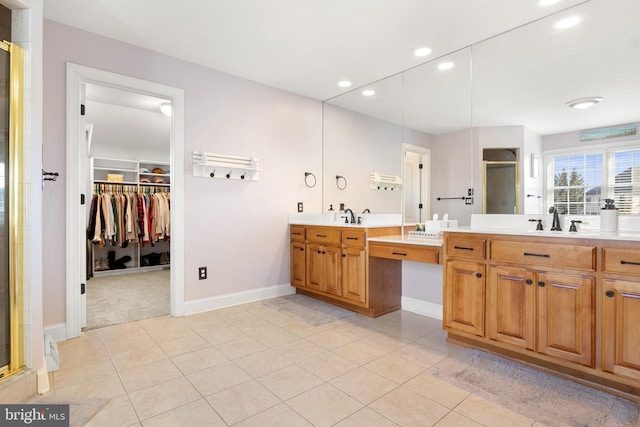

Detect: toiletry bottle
[600,199,618,233]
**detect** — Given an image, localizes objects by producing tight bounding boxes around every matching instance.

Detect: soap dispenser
[328,204,335,222]
[601,199,618,233]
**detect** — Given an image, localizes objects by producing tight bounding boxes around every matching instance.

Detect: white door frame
[402,143,431,224]
[66,63,185,339]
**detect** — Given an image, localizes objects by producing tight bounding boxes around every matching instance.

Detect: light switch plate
[297,202,303,212]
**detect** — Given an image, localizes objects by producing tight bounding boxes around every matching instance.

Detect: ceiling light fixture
[362,89,375,97]
[160,102,172,116]
[566,97,603,110]
[338,80,352,88]
[438,61,455,71]
[538,0,561,6]
[414,47,432,57]
[554,15,581,29]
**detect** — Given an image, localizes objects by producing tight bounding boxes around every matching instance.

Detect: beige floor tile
[334,407,400,427]
[54,372,127,401]
[118,358,183,392]
[305,329,356,349]
[287,383,364,427]
[434,411,484,427]
[206,379,281,425]
[359,331,413,352]
[55,356,117,387]
[102,332,157,355]
[170,346,228,375]
[186,360,251,396]
[258,364,323,400]
[57,333,109,364]
[141,398,226,427]
[84,395,139,427]
[331,340,388,365]
[183,312,229,333]
[199,326,247,346]
[455,395,535,427]
[215,336,268,360]
[287,322,334,338]
[128,376,200,421]
[404,373,470,409]
[234,348,293,378]
[98,321,147,342]
[217,311,264,328]
[330,367,399,404]
[364,353,425,383]
[391,342,447,368]
[369,386,449,427]
[234,402,313,427]
[302,351,358,381]
[250,327,301,347]
[145,324,197,343]
[110,343,167,371]
[273,338,327,362]
[155,332,210,357]
[332,322,377,340]
[236,320,280,337]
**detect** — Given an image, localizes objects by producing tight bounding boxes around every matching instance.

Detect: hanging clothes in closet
[86,184,171,248]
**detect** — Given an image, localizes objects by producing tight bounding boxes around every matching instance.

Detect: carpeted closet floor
[85,269,170,330]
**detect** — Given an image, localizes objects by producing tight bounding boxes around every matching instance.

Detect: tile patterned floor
[40,300,640,427]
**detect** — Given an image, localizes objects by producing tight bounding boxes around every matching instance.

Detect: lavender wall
[43,20,322,325]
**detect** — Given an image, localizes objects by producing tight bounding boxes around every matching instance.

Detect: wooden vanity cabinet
[443,235,487,337]
[289,226,306,287]
[305,228,341,296]
[602,247,640,382]
[341,230,367,306]
[289,224,401,317]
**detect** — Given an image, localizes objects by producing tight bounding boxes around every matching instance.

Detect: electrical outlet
[198,267,207,280]
[465,197,474,205]
[297,202,303,212]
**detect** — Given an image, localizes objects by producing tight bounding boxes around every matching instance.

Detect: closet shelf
[192,150,261,181]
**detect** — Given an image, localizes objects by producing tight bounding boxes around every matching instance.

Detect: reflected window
[546,144,640,215]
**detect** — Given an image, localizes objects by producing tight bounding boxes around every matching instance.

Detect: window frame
[544,139,640,216]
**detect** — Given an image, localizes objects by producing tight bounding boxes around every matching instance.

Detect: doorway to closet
[83,83,172,330]
[66,64,185,340]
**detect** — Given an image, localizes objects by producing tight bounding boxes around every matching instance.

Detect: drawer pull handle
[525,279,532,285]
[346,237,359,240]
[475,272,482,278]
[454,246,474,251]
[392,252,407,256]
[620,260,640,266]
[524,252,550,258]
[292,232,301,235]
[316,234,327,238]
[605,290,615,298]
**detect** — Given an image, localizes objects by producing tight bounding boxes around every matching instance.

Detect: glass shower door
[0,46,9,374]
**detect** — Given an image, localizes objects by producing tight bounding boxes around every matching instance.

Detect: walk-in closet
[83,83,172,330]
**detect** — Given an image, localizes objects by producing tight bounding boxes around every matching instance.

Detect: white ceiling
[46,0,640,136]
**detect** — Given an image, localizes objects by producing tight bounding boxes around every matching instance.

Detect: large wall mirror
[322,0,640,225]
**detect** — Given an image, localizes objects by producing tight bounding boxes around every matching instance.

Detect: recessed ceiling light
[554,15,581,29]
[438,61,455,71]
[338,80,352,88]
[414,47,432,57]
[538,0,561,6]
[362,89,375,97]
[566,97,603,109]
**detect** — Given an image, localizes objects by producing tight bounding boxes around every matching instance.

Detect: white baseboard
[184,283,296,316]
[44,323,67,342]
[401,297,443,320]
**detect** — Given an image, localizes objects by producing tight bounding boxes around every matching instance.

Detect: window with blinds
[547,143,640,216]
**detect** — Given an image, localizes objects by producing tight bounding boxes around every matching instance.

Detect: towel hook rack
[336,175,347,190]
[304,172,317,188]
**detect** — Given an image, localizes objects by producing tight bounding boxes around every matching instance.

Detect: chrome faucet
[549,206,563,231]
[362,208,371,214]
[344,208,356,224]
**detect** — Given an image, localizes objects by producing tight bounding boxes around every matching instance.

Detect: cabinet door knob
[605,290,615,298]
[342,253,346,257]
[299,248,304,252]
[322,251,326,254]
[317,250,321,254]
[538,281,545,287]
[475,272,482,278]
[525,279,532,285]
